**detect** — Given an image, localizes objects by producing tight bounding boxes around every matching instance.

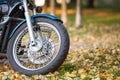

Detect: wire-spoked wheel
[7,17,69,76]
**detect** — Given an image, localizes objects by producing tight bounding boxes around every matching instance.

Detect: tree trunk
[42,4,47,13]
[61,0,68,25]
[50,0,55,15]
[87,0,94,8]
[76,0,82,28]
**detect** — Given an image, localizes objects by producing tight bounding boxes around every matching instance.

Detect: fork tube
[23,0,35,42]
[33,8,37,15]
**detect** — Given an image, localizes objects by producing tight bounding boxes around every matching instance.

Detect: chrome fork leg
[23,0,35,43]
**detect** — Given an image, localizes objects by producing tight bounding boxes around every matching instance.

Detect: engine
[0,3,9,21]
[0,3,9,14]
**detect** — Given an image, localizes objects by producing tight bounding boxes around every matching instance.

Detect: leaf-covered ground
[0,46,120,80]
[0,9,120,80]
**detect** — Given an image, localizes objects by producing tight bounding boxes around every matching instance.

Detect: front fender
[10,14,62,38]
[31,14,62,23]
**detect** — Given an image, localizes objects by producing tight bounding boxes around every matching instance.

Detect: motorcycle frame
[0,0,24,52]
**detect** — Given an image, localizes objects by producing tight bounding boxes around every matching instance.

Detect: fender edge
[9,14,62,38]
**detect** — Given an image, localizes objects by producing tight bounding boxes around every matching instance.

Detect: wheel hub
[27,38,55,64]
[29,40,42,52]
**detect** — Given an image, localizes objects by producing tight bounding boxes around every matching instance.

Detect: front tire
[7,17,69,76]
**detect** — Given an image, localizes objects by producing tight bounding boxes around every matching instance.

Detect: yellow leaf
[33,75,39,79]
[65,72,76,78]
[14,79,19,80]
[78,69,84,74]
[2,75,8,80]
[51,77,56,80]
[80,73,87,79]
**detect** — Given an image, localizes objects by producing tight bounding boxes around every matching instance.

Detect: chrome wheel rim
[13,22,61,70]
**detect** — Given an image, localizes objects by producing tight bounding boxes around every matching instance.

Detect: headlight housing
[35,0,45,6]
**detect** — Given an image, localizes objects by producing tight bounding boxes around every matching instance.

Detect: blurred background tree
[87,0,94,8]
[42,0,120,26]
[50,0,55,15]
[76,0,82,28]
[61,0,68,24]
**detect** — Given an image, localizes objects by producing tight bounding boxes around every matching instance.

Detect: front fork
[23,0,35,43]
[23,0,42,50]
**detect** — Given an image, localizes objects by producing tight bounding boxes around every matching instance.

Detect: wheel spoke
[13,22,61,70]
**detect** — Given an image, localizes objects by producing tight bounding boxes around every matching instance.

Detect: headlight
[35,0,45,6]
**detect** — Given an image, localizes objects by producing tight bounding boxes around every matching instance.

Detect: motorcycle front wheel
[7,17,69,76]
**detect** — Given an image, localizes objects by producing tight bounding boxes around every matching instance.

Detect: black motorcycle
[0,0,69,76]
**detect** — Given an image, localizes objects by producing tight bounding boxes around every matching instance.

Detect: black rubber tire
[7,17,69,76]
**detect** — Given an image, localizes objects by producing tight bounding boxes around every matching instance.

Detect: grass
[66,10,120,38]
[83,15,120,25]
